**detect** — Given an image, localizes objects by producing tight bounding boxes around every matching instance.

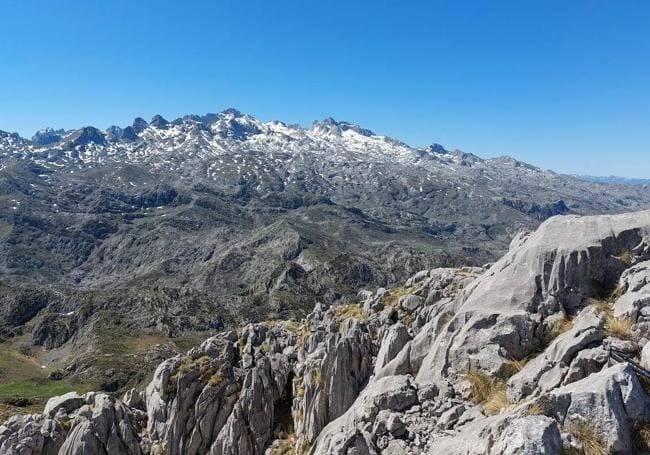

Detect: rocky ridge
[3,210,650,454]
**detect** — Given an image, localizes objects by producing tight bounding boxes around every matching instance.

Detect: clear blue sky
[1,1,649,177]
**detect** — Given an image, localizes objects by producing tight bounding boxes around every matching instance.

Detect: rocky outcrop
[545,363,650,453]
[429,414,563,455]
[294,311,375,448]
[0,392,143,455]
[4,210,650,454]
[506,310,605,401]
[145,324,295,455]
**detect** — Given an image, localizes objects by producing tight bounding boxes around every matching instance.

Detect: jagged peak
[210,109,264,140]
[0,130,23,140]
[132,117,148,134]
[64,126,106,148]
[426,143,449,154]
[106,125,138,142]
[150,114,169,128]
[219,108,244,119]
[490,155,540,171]
[310,117,375,138]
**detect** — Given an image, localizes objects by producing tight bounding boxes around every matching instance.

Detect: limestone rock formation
[3,210,650,454]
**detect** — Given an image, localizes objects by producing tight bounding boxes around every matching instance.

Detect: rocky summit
[2,209,650,454]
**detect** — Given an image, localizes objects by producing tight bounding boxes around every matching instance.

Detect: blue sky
[1,1,649,177]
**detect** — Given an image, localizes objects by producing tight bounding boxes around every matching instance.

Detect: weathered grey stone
[437,404,465,430]
[417,211,650,392]
[545,363,650,453]
[429,414,562,455]
[405,270,430,288]
[507,310,604,401]
[399,294,424,313]
[374,322,411,373]
[561,346,607,385]
[147,323,293,455]
[642,341,650,369]
[122,388,145,411]
[613,260,650,321]
[44,392,85,418]
[311,375,417,454]
[295,317,374,447]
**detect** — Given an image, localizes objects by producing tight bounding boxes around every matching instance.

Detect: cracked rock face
[3,210,650,454]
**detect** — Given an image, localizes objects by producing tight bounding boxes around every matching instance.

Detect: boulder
[545,363,650,453]
[429,414,562,455]
[44,392,85,418]
[295,317,374,447]
[399,295,424,313]
[613,260,650,322]
[311,375,418,454]
[507,310,604,401]
[374,322,411,373]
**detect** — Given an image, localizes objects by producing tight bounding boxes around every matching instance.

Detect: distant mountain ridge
[575,174,650,185]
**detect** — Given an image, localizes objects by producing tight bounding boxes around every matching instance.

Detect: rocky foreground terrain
[2,209,650,454]
[1,110,650,392]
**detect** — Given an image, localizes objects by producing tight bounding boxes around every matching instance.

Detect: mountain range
[1,109,650,392]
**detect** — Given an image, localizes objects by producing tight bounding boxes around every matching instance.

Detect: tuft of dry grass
[502,358,528,378]
[333,303,365,320]
[381,287,411,308]
[309,368,324,386]
[566,422,608,455]
[525,396,550,416]
[591,298,613,316]
[590,285,625,316]
[465,369,493,403]
[293,407,304,423]
[604,314,634,340]
[465,369,509,415]
[297,322,311,346]
[207,372,224,386]
[543,316,573,345]
[619,249,634,267]
[482,387,509,415]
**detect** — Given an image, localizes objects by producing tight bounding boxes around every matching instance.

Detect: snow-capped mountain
[3,109,644,215]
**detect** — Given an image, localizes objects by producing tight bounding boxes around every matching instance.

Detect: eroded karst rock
[3,210,650,454]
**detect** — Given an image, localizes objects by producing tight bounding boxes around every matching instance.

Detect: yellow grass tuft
[590,285,625,315]
[605,314,634,339]
[591,298,613,316]
[207,372,224,386]
[502,358,528,378]
[482,387,509,416]
[543,316,573,345]
[465,369,509,415]
[619,249,633,267]
[566,422,608,455]
[525,397,550,416]
[381,287,411,308]
[333,303,365,320]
